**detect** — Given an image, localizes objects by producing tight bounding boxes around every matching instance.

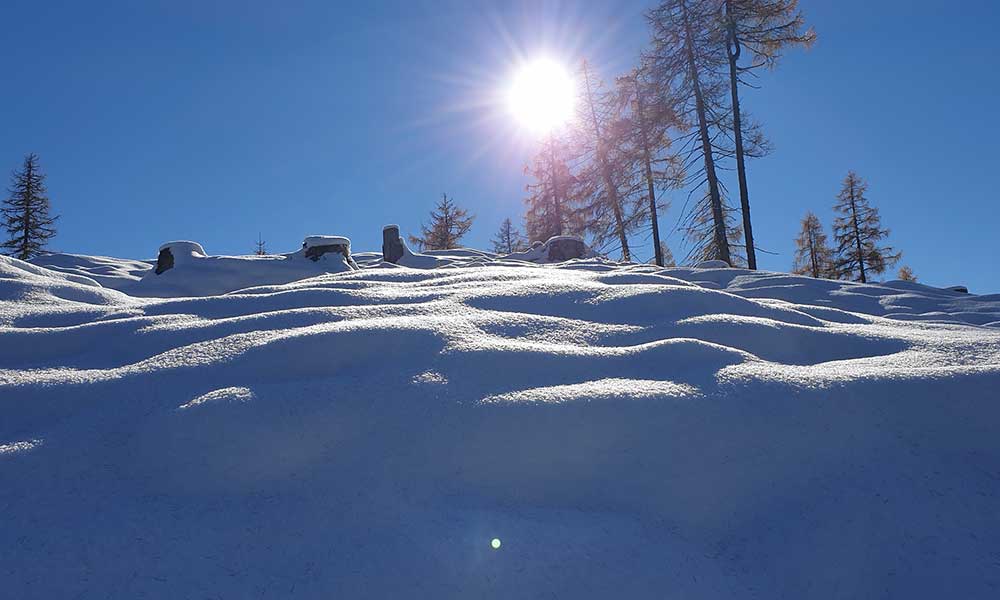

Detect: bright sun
[507,58,576,135]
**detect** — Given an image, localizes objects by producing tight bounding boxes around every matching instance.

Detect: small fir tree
[897,265,917,282]
[2,153,58,259]
[831,171,900,282]
[409,193,474,251]
[792,211,832,278]
[491,218,526,254]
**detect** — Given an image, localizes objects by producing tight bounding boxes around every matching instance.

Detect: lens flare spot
[491,538,502,549]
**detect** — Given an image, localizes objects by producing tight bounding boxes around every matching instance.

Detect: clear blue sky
[3,0,998,292]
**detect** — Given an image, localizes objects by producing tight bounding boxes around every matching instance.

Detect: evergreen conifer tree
[2,153,57,259]
[409,194,474,251]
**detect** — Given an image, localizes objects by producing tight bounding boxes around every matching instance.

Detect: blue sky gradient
[2,0,997,291]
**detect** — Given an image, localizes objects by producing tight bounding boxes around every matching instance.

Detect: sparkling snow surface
[3,252,1000,598]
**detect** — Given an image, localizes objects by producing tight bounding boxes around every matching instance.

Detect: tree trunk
[808,230,819,277]
[21,161,35,260]
[635,76,664,267]
[849,180,867,283]
[681,0,731,265]
[547,137,563,238]
[726,0,756,269]
[599,155,631,261]
[582,64,631,261]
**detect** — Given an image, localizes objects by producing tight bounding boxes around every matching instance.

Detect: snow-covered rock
[504,235,597,263]
[2,254,1000,598]
[301,235,357,268]
[134,237,358,297]
[302,235,350,249]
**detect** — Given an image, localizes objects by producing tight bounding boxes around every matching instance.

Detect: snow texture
[3,251,1000,599]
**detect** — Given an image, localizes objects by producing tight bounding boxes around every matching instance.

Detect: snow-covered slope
[2,253,999,599]
[27,251,152,291]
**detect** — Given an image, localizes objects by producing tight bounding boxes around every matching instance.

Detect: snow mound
[132,237,358,297]
[694,259,730,269]
[28,252,152,291]
[1,256,999,598]
[0,255,132,328]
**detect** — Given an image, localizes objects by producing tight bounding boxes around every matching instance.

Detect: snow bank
[28,252,152,291]
[694,259,730,269]
[132,237,358,297]
[1,256,999,598]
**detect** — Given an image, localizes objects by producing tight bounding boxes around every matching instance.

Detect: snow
[158,240,207,260]
[28,252,152,291]
[24,239,361,298]
[302,235,351,249]
[695,259,730,269]
[2,251,999,598]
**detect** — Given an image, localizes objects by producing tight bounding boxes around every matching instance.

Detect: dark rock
[304,243,357,268]
[154,247,174,275]
[546,237,587,262]
[382,225,404,264]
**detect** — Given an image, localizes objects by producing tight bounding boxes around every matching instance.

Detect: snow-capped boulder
[155,241,207,274]
[945,285,969,294]
[302,235,357,269]
[504,235,597,264]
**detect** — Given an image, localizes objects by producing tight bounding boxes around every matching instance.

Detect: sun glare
[507,58,576,135]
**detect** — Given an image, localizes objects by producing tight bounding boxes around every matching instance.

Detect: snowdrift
[2,252,999,598]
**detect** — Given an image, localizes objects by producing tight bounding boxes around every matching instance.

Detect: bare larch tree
[723,0,814,269]
[491,218,526,254]
[792,211,832,278]
[831,171,900,282]
[409,193,475,251]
